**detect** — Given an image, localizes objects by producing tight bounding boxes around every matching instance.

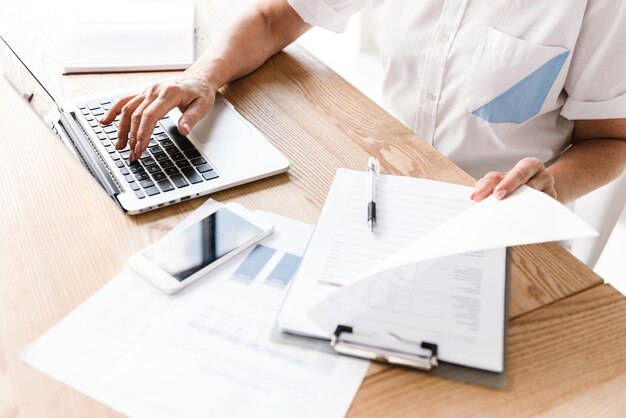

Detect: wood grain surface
[0,1,619,417]
[349,284,626,418]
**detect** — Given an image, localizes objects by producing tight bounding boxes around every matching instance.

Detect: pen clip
[367,157,380,175]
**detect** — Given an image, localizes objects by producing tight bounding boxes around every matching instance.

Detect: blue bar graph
[265,253,302,288]
[231,244,276,284]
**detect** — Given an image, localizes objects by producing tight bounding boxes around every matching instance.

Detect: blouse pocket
[464,27,570,125]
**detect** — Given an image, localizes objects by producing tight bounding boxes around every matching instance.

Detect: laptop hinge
[58,111,122,200]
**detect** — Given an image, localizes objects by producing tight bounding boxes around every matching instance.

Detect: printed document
[278,169,477,338]
[278,169,596,371]
[20,200,369,418]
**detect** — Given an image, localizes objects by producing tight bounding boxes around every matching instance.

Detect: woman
[101,0,626,203]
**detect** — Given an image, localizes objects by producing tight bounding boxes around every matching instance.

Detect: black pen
[367,157,379,232]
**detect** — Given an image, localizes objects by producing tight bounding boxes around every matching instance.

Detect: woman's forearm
[190,1,311,91]
[548,137,626,204]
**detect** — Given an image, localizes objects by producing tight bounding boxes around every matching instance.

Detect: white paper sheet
[302,173,596,371]
[363,185,597,277]
[277,169,475,338]
[279,169,596,370]
[309,248,508,371]
[20,200,369,418]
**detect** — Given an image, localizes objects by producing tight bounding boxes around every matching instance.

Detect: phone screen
[142,207,264,281]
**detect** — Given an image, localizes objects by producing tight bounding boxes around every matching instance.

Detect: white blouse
[288,0,626,179]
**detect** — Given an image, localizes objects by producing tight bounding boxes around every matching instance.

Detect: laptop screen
[0,35,59,124]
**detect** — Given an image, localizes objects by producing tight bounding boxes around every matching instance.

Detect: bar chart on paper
[230,244,303,289]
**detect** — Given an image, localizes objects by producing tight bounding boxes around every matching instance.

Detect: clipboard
[328,248,511,389]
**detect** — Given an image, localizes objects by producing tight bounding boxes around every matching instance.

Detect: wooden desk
[1,1,624,417]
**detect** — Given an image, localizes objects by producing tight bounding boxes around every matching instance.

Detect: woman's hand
[471,157,557,202]
[99,71,218,161]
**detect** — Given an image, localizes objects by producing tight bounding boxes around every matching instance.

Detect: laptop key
[164,146,179,155]
[190,157,206,166]
[181,167,202,184]
[77,103,87,109]
[141,157,156,166]
[153,153,169,162]
[202,171,219,181]
[124,174,135,183]
[148,145,162,153]
[153,172,167,181]
[130,164,145,174]
[135,190,145,199]
[97,133,107,140]
[170,153,185,162]
[103,126,117,134]
[102,139,112,148]
[160,118,195,151]
[160,160,174,168]
[144,186,160,196]
[176,159,191,168]
[196,164,213,173]
[184,149,202,159]
[89,120,99,128]
[157,179,174,192]
[87,100,101,110]
[130,182,140,191]
[120,167,130,175]
[164,166,179,176]
[159,139,174,148]
[147,165,162,174]
[135,172,149,181]
[140,179,155,189]
[170,174,189,188]
[149,139,158,147]
[155,133,169,141]
[115,160,125,168]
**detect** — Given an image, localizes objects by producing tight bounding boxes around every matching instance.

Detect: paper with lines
[278,168,595,368]
[278,169,476,338]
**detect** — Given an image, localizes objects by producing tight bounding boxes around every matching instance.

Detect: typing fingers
[117,95,145,160]
[471,171,505,202]
[134,94,180,157]
[127,85,163,158]
[100,94,134,126]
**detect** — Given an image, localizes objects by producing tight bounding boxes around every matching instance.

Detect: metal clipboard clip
[330,325,439,371]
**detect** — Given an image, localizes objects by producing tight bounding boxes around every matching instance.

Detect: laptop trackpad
[191,100,251,144]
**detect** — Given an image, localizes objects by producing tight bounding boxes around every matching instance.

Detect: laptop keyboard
[77,96,219,200]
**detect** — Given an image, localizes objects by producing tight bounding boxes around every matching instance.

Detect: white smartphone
[127,202,273,293]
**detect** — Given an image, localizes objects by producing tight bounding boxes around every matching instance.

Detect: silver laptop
[0,35,289,214]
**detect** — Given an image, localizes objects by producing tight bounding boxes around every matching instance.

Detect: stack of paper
[63,1,195,74]
[278,169,597,374]
[20,200,370,418]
